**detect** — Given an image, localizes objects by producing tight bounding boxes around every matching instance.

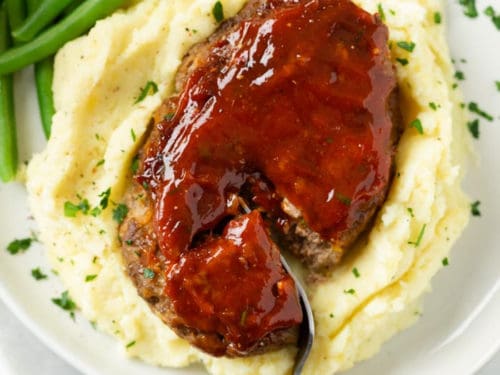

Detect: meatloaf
[119,0,399,357]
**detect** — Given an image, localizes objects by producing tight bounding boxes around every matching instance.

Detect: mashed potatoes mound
[27,0,470,374]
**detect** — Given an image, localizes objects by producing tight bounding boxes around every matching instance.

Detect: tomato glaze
[138,0,396,354]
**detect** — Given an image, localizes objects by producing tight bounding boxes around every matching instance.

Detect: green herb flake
[6,238,33,254]
[442,257,449,266]
[336,193,352,206]
[126,340,136,349]
[484,6,500,30]
[454,71,465,81]
[377,3,386,22]
[131,129,137,142]
[329,313,334,318]
[131,155,140,174]
[135,81,158,104]
[143,268,155,279]
[396,58,409,66]
[471,200,481,216]
[352,267,360,278]
[467,119,480,139]
[52,291,77,316]
[64,201,80,217]
[64,197,90,217]
[31,268,48,280]
[458,0,478,18]
[96,159,105,167]
[407,207,415,218]
[344,288,356,295]
[112,204,129,224]
[396,41,416,52]
[212,1,224,23]
[429,102,439,111]
[164,112,175,121]
[434,11,442,24]
[410,118,424,134]
[468,102,494,121]
[90,207,102,217]
[495,81,500,91]
[408,224,427,247]
[99,188,111,210]
[85,274,98,282]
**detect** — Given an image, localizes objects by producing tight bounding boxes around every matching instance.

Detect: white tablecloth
[0,299,498,374]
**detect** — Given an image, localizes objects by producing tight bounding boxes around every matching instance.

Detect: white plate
[1,2,499,374]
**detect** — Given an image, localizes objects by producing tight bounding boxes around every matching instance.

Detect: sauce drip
[138,0,396,354]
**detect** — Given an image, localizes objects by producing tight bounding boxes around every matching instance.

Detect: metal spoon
[280,254,315,375]
[236,196,315,372]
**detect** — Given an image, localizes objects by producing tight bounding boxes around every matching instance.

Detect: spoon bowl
[280,254,315,375]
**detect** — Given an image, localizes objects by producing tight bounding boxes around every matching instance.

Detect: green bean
[0,5,18,181]
[26,0,40,16]
[62,0,85,18]
[13,0,76,43]
[0,0,127,75]
[5,0,27,31]
[35,55,54,139]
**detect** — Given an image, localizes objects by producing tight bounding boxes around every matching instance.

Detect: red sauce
[138,0,396,354]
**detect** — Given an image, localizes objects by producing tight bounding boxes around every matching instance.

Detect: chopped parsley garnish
[344,288,356,295]
[91,207,102,217]
[112,203,129,224]
[96,159,105,167]
[164,112,175,121]
[99,188,111,210]
[442,257,449,266]
[377,3,386,22]
[352,267,360,278]
[143,268,155,279]
[396,41,416,52]
[329,313,334,318]
[471,200,481,216]
[467,119,480,139]
[135,81,158,103]
[6,237,33,254]
[468,102,494,121]
[495,81,500,91]
[408,224,427,247]
[407,207,415,218]
[336,193,352,206]
[454,71,465,80]
[434,12,442,24]
[458,0,478,18]
[484,6,500,30]
[131,128,137,142]
[52,291,77,319]
[31,268,48,280]
[131,155,140,174]
[429,102,439,111]
[64,197,90,217]
[410,118,424,134]
[396,58,408,66]
[85,274,98,282]
[212,1,224,23]
[126,340,136,349]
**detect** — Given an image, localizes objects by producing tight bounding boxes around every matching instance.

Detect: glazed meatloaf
[118,0,399,357]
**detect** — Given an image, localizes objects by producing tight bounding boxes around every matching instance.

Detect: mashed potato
[26,0,470,373]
